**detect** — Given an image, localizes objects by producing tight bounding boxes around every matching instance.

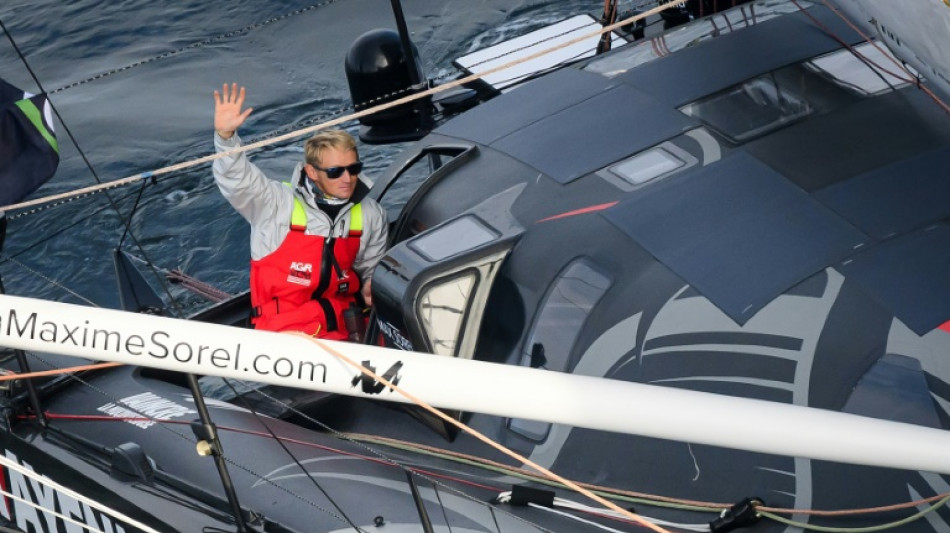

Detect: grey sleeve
[354,198,389,282]
[211,132,284,226]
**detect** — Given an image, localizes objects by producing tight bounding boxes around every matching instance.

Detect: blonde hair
[304,130,358,167]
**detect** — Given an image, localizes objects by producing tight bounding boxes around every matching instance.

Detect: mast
[389,0,432,129]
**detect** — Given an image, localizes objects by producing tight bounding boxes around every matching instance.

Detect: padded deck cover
[435,68,609,146]
[837,224,950,336]
[604,152,868,323]
[616,5,861,107]
[814,147,950,240]
[436,69,696,184]
[491,84,695,183]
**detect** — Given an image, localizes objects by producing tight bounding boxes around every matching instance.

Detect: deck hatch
[805,41,913,96]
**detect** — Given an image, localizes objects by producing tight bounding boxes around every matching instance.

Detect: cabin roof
[429,2,950,333]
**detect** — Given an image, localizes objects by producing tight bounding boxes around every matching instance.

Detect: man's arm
[355,199,390,307]
[211,84,282,226]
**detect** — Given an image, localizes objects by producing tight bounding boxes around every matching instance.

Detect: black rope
[434,483,453,533]
[794,0,909,91]
[17,350,352,530]
[226,382,552,532]
[118,179,150,250]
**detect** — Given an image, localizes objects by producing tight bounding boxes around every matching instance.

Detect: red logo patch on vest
[287,261,313,286]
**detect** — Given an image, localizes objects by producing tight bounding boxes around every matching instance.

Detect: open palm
[214,83,253,138]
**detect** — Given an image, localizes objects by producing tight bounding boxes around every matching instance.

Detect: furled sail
[0,78,58,206]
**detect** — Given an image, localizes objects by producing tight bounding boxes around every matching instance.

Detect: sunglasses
[313,161,363,179]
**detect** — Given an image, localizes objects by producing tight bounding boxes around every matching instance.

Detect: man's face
[306,147,359,200]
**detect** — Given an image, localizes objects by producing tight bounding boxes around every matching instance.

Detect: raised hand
[213,83,253,140]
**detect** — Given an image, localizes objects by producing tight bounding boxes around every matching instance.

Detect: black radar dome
[345,28,431,143]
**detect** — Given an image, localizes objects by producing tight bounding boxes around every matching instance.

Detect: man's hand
[361,278,373,308]
[213,83,253,140]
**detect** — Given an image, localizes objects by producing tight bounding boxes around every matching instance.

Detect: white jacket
[211,132,388,282]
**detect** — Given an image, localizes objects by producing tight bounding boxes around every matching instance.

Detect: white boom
[1,294,949,474]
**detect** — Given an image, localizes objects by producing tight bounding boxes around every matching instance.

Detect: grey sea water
[0,0,594,315]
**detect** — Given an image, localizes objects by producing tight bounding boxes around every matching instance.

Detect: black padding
[815,147,950,240]
[510,485,555,507]
[617,5,860,107]
[838,225,950,336]
[492,84,695,183]
[604,153,868,323]
[435,68,608,145]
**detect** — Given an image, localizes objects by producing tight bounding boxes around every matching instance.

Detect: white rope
[0,451,164,533]
[0,3,676,214]
[0,487,109,533]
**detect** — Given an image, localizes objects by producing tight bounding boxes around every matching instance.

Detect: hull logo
[351,360,403,394]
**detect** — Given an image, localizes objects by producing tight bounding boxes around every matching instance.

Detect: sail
[0,78,59,206]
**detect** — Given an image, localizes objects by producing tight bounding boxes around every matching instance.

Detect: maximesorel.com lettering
[0,309,325,383]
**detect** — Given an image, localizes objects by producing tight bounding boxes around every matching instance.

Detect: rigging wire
[806,0,950,114]
[0,253,99,306]
[7,351,371,530]
[3,0,948,308]
[9,338,538,532]
[0,183,175,308]
[5,1,948,530]
[0,18,186,318]
[0,361,121,380]
[0,3,677,215]
[219,378,366,533]
[507,499,705,533]
[200,379,555,532]
[757,497,950,533]
[10,336,949,531]
[30,408,950,533]
[345,434,723,512]
[307,335,674,533]
[121,251,233,302]
[788,0,911,89]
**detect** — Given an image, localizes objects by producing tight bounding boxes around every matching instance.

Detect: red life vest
[249,197,363,339]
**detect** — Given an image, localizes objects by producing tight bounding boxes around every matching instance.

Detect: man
[212,83,387,339]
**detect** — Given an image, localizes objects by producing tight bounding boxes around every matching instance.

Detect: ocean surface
[0,0,598,316]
